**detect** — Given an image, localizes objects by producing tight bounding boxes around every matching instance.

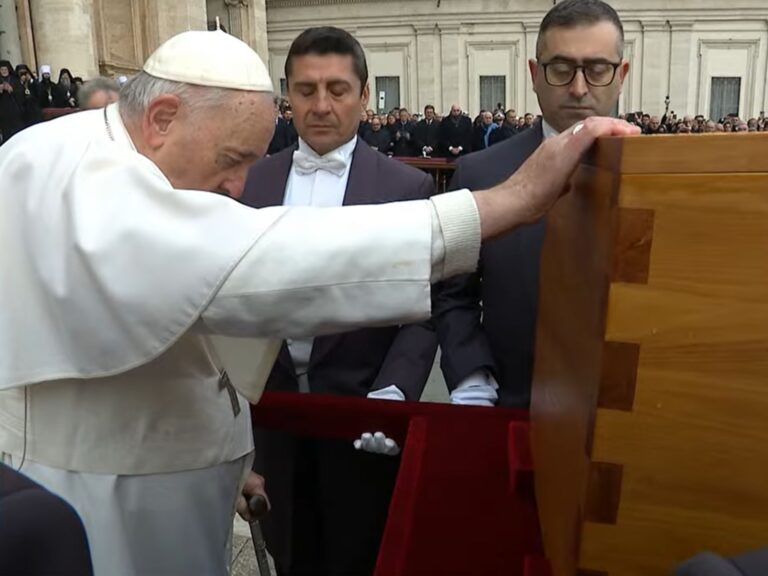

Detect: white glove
[450,370,499,406]
[354,431,401,456]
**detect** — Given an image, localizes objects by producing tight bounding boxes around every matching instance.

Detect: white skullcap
[143,30,273,92]
[40,64,51,75]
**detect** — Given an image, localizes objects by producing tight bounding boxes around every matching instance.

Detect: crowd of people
[265,98,766,159]
[0,60,122,145]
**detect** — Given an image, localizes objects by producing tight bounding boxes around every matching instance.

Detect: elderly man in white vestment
[0,28,638,576]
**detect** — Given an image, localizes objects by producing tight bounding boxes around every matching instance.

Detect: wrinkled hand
[475,117,640,240]
[236,472,270,521]
[354,431,400,456]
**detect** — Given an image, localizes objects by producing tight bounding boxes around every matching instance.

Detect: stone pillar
[523,21,539,115]
[244,0,268,65]
[144,0,206,54]
[667,21,694,118]
[30,0,99,78]
[439,24,460,113]
[415,24,438,113]
[0,0,23,64]
[640,20,670,115]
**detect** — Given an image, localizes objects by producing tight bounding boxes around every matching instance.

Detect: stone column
[439,24,460,113]
[414,24,438,113]
[0,0,23,64]
[640,20,670,115]
[144,0,207,54]
[523,21,539,115]
[30,0,99,78]
[244,0,268,65]
[667,21,694,118]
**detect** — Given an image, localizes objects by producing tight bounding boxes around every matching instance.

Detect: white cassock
[0,103,480,575]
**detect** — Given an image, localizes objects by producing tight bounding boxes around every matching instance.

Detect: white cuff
[450,370,498,406]
[367,385,406,401]
[430,190,481,281]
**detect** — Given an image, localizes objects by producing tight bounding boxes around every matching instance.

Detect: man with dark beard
[0,61,25,144]
[15,65,43,126]
[37,65,67,109]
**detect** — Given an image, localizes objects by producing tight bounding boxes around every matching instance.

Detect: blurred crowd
[0,60,123,145]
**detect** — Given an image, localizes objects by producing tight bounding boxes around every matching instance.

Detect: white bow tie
[293,150,347,177]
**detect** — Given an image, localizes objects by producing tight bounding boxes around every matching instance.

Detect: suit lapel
[342,139,379,206]
[248,146,296,209]
[309,139,379,368]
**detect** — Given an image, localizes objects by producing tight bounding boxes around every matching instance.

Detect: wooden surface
[532,134,768,575]
[586,133,768,174]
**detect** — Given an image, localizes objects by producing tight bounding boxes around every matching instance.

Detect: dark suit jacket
[391,120,417,157]
[267,117,292,155]
[241,140,438,572]
[433,122,545,408]
[438,114,473,157]
[363,127,392,153]
[0,465,93,575]
[413,118,441,153]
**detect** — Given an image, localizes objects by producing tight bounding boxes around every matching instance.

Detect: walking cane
[248,494,271,576]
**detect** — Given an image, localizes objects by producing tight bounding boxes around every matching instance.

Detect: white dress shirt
[284,137,356,392]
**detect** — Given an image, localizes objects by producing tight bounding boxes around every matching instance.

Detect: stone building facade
[1,0,766,119]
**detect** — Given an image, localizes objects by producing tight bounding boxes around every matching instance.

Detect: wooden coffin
[531,133,768,576]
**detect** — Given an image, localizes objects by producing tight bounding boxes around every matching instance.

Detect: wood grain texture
[532,134,768,576]
[587,133,768,174]
[610,208,654,284]
[531,165,618,576]
[584,462,623,524]
[597,342,639,412]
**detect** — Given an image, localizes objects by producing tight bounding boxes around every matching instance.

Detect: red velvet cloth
[251,392,549,575]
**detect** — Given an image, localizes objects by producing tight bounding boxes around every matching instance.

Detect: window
[375,76,400,113]
[279,78,287,96]
[710,77,741,122]
[480,76,505,112]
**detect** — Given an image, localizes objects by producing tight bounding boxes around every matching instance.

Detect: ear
[142,94,182,150]
[528,59,539,93]
[361,83,370,110]
[618,59,630,84]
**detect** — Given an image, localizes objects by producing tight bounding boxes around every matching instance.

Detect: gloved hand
[450,370,499,406]
[354,431,400,456]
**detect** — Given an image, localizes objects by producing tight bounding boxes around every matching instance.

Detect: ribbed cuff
[430,189,481,280]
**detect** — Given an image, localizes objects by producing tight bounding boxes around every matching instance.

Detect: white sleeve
[200,190,480,338]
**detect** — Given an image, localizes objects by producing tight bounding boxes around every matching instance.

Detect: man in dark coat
[240,26,437,576]
[438,103,473,157]
[433,0,630,408]
[413,104,441,156]
[0,61,25,144]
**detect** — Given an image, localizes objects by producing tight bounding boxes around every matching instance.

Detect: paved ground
[231,353,449,575]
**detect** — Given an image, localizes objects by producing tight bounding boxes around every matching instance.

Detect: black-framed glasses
[541,61,621,87]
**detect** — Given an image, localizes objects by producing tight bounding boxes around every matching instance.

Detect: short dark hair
[285,27,368,94]
[536,0,624,59]
[424,104,435,114]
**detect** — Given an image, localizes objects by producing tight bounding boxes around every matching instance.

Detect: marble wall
[266,0,768,119]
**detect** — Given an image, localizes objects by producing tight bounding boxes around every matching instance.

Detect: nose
[569,69,589,99]
[312,89,332,115]
[219,172,247,199]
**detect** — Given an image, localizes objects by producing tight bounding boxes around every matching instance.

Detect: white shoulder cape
[0,106,283,393]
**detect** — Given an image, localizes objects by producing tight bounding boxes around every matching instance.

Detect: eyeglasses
[541,60,622,87]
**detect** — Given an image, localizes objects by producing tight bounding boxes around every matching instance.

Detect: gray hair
[78,77,120,110]
[118,71,241,119]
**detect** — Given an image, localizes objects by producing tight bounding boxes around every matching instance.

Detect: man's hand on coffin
[354,431,401,456]
[473,117,640,240]
[236,471,270,521]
